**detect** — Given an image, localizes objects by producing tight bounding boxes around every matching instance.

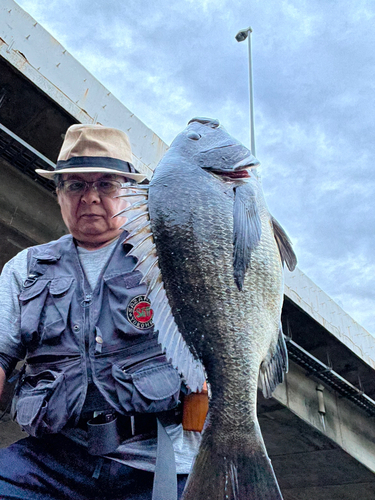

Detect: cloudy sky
[14,0,375,336]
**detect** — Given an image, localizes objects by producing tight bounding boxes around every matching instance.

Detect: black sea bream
[118,118,297,500]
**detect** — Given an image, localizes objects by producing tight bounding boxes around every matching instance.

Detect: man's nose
[80,185,101,203]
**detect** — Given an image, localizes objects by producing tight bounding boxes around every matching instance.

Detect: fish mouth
[212,169,251,179]
[197,142,260,176]
[204,151,260,179]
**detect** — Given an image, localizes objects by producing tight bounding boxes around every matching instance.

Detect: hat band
[56,156,132,173]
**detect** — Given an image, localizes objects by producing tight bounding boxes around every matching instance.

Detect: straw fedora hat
[35,124,146,182]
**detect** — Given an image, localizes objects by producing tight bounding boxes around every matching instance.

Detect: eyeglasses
[58,179,124,196]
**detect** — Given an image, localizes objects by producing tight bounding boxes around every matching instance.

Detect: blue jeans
[0,434,188,499]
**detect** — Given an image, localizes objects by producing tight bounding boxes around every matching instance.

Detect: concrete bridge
[0,1,374,498]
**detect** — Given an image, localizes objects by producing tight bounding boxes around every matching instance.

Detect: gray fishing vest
[12,233,181,438]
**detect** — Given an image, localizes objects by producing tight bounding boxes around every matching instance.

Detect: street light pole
[235,27,256,157]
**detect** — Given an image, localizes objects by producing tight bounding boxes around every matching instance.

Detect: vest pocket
[13,369,68,437]
[42,277,74,340]
[20,277,74,344]
[19,279,50,344]
[112,355,181,414]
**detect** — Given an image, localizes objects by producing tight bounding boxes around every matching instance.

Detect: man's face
[57,172,129,249]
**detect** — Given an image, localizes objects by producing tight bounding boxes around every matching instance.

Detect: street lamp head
[235,27,252,43]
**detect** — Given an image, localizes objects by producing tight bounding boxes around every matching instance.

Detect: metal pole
[247,29,256,157]
[235,27,256,156]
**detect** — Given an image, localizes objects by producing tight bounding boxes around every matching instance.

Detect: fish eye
[187,131,201,140]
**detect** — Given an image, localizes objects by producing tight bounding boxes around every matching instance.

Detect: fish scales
[151,168,282,434]
[122,118,296,499]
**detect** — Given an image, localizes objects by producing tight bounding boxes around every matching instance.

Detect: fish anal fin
[271,217,297,272]
[259,325,288,399]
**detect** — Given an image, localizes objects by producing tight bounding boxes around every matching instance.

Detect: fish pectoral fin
[271,216,297,271]
[233,184,262,290]
[259,324,288,399]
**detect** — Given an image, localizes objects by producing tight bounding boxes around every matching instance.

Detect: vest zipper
[83,293,93,384]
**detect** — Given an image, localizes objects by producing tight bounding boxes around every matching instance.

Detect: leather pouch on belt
[87,413,120,455]
[182,382,209,432]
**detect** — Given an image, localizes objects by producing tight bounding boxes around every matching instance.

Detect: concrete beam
[285,268,375,369]
[0,0,168,179]
[0,158,67,245]
[272,360,375,474]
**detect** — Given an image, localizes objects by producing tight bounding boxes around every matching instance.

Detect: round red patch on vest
[127,295,154,329]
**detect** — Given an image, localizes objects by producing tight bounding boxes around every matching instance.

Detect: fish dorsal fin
[271,217,297,271]
[116,185,206,392]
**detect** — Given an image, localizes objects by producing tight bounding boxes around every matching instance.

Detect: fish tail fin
[182,424,283,500]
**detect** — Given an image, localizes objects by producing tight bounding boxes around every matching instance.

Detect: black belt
[79,411,178,500]
[79,411,179,455]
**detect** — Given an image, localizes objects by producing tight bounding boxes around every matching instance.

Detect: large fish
[118,118,297,500]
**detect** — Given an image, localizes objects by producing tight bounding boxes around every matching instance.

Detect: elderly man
[0,125,200,499]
